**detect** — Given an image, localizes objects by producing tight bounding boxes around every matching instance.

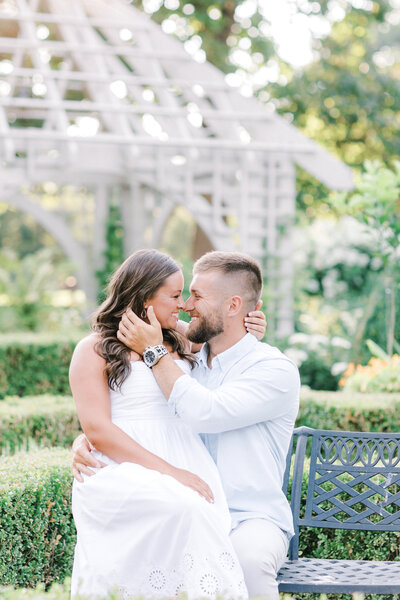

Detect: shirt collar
[197,333,258,370]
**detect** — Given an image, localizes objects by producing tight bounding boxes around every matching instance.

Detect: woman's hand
[118,306,163,354]
[245,301,267,341]
[168,466,214,503]
[72,433,107,482]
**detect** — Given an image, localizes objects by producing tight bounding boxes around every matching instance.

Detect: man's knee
[230,519,289,599]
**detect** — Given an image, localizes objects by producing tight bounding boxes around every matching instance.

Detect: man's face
[184,271,225,344]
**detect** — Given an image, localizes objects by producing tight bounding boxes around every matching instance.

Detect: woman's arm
[69,335,214,501]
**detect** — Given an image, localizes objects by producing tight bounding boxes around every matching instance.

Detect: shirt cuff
[169,373,194,417]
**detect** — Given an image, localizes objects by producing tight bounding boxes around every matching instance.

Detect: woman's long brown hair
[91,249,196,390]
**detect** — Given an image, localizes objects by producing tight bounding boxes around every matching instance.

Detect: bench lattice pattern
[278,427,400,594]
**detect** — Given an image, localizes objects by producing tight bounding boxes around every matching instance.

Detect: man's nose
[183,296,193,312]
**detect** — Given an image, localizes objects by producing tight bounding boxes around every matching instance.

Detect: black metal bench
[277,426,400,594]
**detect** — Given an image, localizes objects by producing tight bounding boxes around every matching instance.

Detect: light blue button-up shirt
[170,333,300,537]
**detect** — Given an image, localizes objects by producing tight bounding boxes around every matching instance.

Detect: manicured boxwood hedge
[297,389,400,432]
[1,389,398,457]
[0,333,84,399]
[0,449,75,589]
[1,448,399,590]
[0,395,80,454]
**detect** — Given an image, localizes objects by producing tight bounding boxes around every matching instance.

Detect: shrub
[297,389,400,432]
[0,395,80,454]
[0,449,75,589]
[0,582,70,600]
[0,333,83,399]
[2,389,399,458]
[1,445,399,591]
[340,355,400,393]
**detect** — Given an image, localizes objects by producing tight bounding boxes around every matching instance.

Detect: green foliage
[0,334,80,399]
[2,390,399,460]
[332,161,400,356]
[0,395,79,454]
[341,356,400,394]
[133,0,275,75]
[0,582,126,600]
[0,582,70,600]
[2,441,399,591]
[297,389,400,432]
[298,354,340,391]
[0,449,75,588]
[0,248,76,332]
[96,203,124,304]
[272,3,399,171]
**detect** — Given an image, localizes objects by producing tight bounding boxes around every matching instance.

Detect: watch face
[145,350,156,365]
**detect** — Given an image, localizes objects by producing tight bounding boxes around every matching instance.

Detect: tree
[332,160,400,357]
[269,1,400,214]
[95,203,125,303]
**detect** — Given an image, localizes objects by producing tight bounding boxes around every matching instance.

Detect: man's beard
[187,313,224,344]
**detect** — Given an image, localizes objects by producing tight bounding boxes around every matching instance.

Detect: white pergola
[0,0,353,336]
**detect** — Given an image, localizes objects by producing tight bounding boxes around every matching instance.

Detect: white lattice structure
[0,0,353,336]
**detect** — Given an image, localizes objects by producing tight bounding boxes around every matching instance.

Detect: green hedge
[0,582,70,600]
[1,389,399,457]
[1,448,399,590]
[297,389,400,432]
[0,333,83,399]
[0,449,75,589]
[0,395,80,454]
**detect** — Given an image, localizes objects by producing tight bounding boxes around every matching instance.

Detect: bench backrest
[284,426,400,560]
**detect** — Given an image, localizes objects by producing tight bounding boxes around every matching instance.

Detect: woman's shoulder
[72,333,103,363]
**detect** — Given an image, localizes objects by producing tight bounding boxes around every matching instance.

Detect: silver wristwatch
[143,344,168,368]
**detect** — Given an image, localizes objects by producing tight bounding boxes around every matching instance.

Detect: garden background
[1,0,400,597]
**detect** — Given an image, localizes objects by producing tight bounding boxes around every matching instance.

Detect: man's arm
[117,308,299,433]
[159,358,300,433]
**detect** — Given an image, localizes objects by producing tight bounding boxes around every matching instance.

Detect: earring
[141,307,147,319]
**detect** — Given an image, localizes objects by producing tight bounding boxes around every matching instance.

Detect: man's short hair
[193,251,263,309]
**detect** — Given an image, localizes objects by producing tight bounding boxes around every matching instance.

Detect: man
[74,251,300,600]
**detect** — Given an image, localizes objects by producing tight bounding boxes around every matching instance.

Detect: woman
[70,249,265,599]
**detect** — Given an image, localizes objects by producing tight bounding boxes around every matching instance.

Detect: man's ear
[226,295,243,317]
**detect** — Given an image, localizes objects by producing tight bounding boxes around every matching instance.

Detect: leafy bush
[0,333,82,399]
[0,449,75,588]
[1,446,399,592]
[298,389,400,432]
[0,582,70,600]
[284,332,351,391]
[2,389,399,458]
[0,395,80,454]
[340,355,400,393]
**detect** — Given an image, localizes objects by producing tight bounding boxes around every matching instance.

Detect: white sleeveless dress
[71,360,247,599]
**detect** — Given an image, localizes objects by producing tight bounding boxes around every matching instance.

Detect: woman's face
[146,270,184,329]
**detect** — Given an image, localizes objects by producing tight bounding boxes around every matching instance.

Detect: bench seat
[277,427,400,595]
[278,557,400,593]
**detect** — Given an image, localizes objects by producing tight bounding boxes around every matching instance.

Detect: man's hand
[244,301,267,341]
[117,306,163,354]
[72,433,107,482]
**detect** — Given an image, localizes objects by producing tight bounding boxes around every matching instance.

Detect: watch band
[143,344,168,367]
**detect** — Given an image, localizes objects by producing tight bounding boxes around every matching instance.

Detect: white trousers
[230,519,289,600]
